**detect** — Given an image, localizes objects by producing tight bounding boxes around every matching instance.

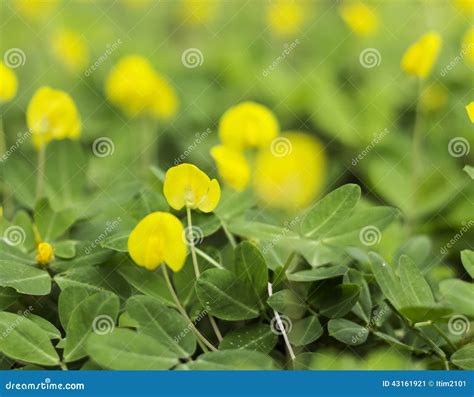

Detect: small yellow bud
[36,242,54,266]
[0,62,18,104]
[339,1,379,37]
[401,32,442,79]
[266,0,307,38]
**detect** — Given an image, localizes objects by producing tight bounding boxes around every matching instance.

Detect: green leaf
[373,331,428,354]
[234,242,268,301]
[328,318,368,346]
[214,189,256,220]
[288,316,323,346]
[25,314,61,340]
[228,221,299,241]
[64,291,120,362]
[267,289,306,318]
[0,261,51,295]
[101,232,128,252]
[0,312,59,366]
[398,255,434,306]
[188,212,221,237]
[53,240,77,259]
[196,269,260,320]
[0,287,19,310]
[463,165,474,180]
[126,295,196,358]
[288,265,348,282]
[398,305,452,323]
[313,283,360,318]
[86,328,179,370]
[301,184,361,238]
[11,210,35,251]
[461,250,474,278]
[451,343,474,369]
[439,279,474,317]
[34,198,77,241]
[0,241,35,265]
[219,324,277,353]
[183,350,276,370]
[58,286,91,330]
[50,242,113,272]
[344,269,372,323]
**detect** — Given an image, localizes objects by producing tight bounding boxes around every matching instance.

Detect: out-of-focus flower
[466,102,474,123]
[27,86,81,150]
[266,0,307,38]
[462,27,474,66]
[179,0,219,26]
[420,84,448,113]
[13,0,59,22]
[210,145,250,192]
[219,102,279,150]
[105,55,178,119]
[36,242,54,265]
[51,29,89,73]
[401,32,442,79]
[128,212,186,272]
[164,163,220,213]
[339,1,379,37]
[253,132,326,211]
[0,63,18,103]
[454,0,474,16]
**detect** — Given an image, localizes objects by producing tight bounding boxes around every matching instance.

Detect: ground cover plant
[0,0,472,371]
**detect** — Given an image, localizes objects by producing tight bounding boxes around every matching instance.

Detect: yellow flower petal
[198,178,221,213]
[339,1,379,37]
[127,212,186,271]
[462,27,474,66]
[401,32,442,79]
[51,29,89,73]
[266,0,307,38]
[36,242,54,266]
[466,102,474,123]
[0,62,18,104]
[210,145,250,192]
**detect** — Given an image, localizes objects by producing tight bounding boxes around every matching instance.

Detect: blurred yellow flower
[219,102,279,150]
[339,1,379,37]
[36,242,54,265]
[27,86,81,150]
[179,0,219,26]
[128,212,186,272]
[164,163,220,213]
[454,0,474,15]
[51,29,89,73]
[253,133,326,211]
[105,55,178,119]
[210,145,250,192]
[266,0,307,38]
[466,102,474,123]
[13,0,59,22]
[0,63,18,103]
[462,27,474,65]
[420,84,448,113]
[401,32,442,79]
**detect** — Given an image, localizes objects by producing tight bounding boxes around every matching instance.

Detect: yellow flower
[0,63,18,103]
[164,163,220,213]
[219,102,279,150]
[454,0,474,15]
[51,29,89,73]
[210,145,250,192]
[466,102,474,123]
[462,27,474,66]
[266,0,307,38]
[401,32,442,79]
[128,212,186,272]
[13,0,59,22]
[339,1,379,37]
[36,242,54,266]
[179,0,219,26]
[27,86,81,150]
[420,84,448,113]
[105,55,178,119]
[253,133,326,211]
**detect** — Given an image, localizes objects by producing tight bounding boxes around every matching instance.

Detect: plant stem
[272,252,297,288]
[161,265,216,352]
[186,206,200,278]
[432,323,457,352]
[59,362,68,370]
[35,144,46,200]
[195,247,224,269]
[221,219,237,248]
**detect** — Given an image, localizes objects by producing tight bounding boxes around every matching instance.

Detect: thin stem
[140,117,155,177]
[432,323,457,352]
[195,248,224,269]
[221,220,237,248]
[161,265,216,351]
[59,362,68,371]
[208,315,223,342]
[35,144,46,200]
[186,206,200,278]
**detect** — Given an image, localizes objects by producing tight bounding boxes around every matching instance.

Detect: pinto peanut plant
[0,0,473,372]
